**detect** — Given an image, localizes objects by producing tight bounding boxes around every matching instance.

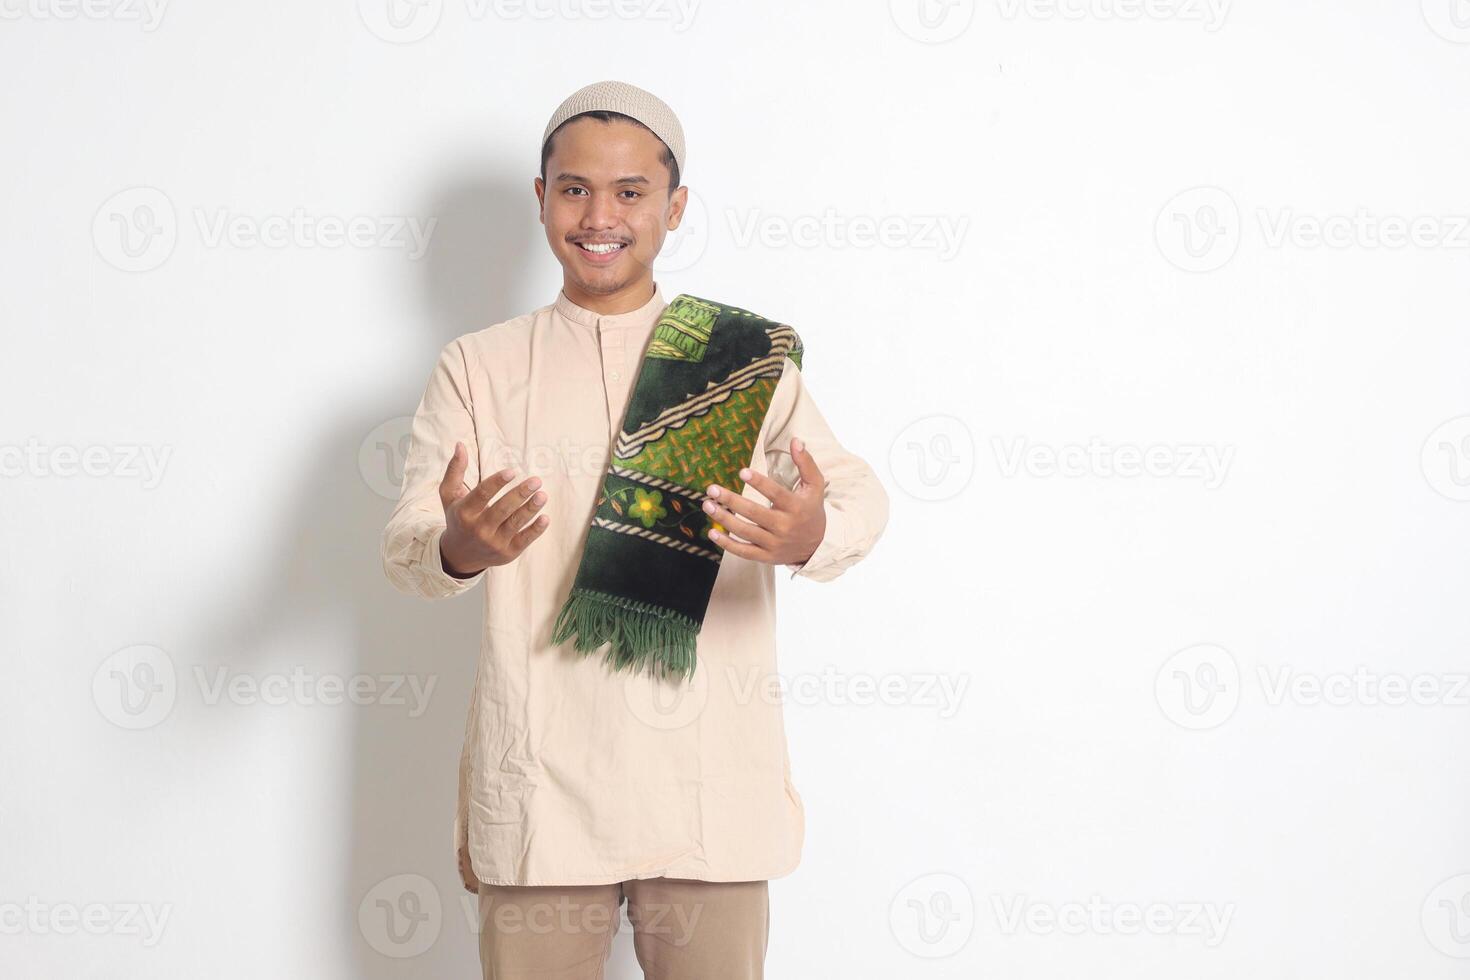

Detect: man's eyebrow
[554,173,651,186]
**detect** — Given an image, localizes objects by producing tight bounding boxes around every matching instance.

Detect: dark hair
[540,110,680,191]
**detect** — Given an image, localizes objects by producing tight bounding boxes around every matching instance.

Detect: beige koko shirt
[381,283,889,886]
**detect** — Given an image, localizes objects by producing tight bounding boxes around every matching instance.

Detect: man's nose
[581,191,620,230]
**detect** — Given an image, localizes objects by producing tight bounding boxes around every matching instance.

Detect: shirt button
[610,370,622,381]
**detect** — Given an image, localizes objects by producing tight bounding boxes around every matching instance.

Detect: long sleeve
[761,356,890,583]
[381,338,486,600]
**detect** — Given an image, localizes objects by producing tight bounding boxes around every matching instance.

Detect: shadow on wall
[191,170,586,978]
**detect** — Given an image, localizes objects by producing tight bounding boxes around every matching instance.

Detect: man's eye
[565,187,587,197]
[620,190,641,200]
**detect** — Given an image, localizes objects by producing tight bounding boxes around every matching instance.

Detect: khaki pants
[476,876,769,979]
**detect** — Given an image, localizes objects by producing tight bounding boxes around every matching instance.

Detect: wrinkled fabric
[381,283,890,886]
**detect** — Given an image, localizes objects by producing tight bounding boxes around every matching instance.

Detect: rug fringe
[551,589,700,682]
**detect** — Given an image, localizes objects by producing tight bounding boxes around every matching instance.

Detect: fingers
[438,441,469,510]
[790,436,826,492]
[460,465,518,513]
[489,481,549,540]
[703,486,779,546]
[707,525,768,561]
[504,510,552,556]
[737,468,796,509]
[458,845,479,894]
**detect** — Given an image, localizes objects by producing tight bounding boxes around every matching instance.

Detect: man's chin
[564,259,650,296]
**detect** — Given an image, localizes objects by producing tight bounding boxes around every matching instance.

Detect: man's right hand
[437,441,549,578]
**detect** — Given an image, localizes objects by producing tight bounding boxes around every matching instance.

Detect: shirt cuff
[424,524,485,597]
[786,497,845,581]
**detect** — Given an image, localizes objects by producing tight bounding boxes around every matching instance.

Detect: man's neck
[563,277,656,316]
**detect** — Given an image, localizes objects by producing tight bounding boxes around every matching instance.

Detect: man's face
[535,117,686,298]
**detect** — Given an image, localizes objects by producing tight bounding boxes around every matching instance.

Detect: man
[381,80,889,979]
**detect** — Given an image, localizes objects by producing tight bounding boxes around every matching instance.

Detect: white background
[4,0,1470,977]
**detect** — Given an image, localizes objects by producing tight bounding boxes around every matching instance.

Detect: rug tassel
[551,590,699,682]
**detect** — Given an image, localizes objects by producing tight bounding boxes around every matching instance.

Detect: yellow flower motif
[631,488,667,528]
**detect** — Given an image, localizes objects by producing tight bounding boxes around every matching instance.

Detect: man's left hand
[703,437,826,566]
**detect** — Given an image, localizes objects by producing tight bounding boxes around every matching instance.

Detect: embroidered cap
[541,80,686,182]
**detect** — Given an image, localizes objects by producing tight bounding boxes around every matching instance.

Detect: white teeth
[579,242,624,254]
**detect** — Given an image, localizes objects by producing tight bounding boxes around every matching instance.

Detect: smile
[577,242,626,254]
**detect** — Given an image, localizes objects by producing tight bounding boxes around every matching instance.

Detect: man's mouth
[575,241,627,254]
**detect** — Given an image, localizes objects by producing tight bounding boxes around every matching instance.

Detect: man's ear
[666,184,688,231]
[533,176,546,223]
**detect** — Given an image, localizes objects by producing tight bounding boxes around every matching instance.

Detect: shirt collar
[554,282,666,330]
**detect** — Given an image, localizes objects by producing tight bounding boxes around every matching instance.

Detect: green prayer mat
[550,293,804,682]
